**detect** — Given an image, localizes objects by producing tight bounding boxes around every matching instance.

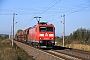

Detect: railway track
[48,50,89,60]
[14,41,90,60]
[60,48,90,59]
[70,49,90,55]
[52,46,90,59]
[43,50,82,60]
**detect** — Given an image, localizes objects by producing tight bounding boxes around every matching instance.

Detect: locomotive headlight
[40,40,43,43]
[39,34,44,36]
[40,38,42,39]
[50,38,53,40]
[51,41,54,43]
[49,34,54,36]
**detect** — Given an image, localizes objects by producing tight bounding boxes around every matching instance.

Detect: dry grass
[0,39,17,60]
[55,39,90,51]
[56,42,90,51]
[0,39,35,60]
[66,44,90,51]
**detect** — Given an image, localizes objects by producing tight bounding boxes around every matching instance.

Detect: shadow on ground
[41,46,72,50]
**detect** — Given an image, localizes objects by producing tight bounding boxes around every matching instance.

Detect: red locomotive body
[28,22,55,46]
[15,22,55,47]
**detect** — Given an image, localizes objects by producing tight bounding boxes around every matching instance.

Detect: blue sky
[0,0,90,36]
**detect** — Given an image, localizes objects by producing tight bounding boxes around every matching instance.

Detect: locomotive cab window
[39,26,53,32]
[39,26,46,32]
[47,27,53,32]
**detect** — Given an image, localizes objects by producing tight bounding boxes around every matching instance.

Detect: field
[55,39,90,52]
[65,44,90,51]
[0,39,35,60]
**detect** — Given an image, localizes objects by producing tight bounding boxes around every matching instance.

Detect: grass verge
[0,39,35,60]
[55,40,90,51]
[65,44,90,51]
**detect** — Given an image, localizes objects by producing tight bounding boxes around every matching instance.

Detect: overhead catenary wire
[49,1,89,10]
[44,2,89,21]
[1,1,89,15]
[0,0,61,26]
[35,0,55,16]
[47,3,90,22]
[37,0,61,16]
[1,2,89,16]
[0,1,88,16]
[63,4,90,16]
[56,2,89,13]
[0,13,11,15]
[44,15,54,21]
[2,0,89,30]
[14,0,57,27]
[66,5,90,15]
[20,0,61,29]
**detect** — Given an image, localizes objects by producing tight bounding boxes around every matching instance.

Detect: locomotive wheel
[29,42,32,46]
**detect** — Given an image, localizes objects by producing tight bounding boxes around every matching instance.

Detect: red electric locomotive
[15,22,55,47]
[28,22,55,47]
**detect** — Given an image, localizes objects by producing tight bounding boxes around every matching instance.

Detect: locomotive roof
[30,22,54,29]
[38,22,47,24]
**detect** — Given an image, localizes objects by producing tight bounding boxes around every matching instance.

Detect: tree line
[69,28,90,45]
[55,28,90,45]
[0,34,9,40]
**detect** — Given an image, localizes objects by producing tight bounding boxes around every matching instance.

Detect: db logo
[45,33,48,36]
